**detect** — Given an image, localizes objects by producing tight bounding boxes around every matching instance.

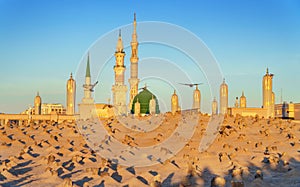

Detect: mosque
[8,14,299,123]
[18,14,216,119]
[65,14,282,119]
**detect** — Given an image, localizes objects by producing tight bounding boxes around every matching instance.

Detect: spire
[134,12,136,22]
[266,67,269,75]
[70,72,73,79]
[37,91,39,96]
[116,29,124,52]
[223,78,225,83]
[174,89,176,94]
[242,91,244,96]
[86,54,91,78]
[132,13,137,43]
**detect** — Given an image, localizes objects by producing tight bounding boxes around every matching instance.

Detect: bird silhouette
[178,83,203,87]
[90,81,98,92]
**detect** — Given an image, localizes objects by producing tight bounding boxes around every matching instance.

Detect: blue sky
[0,0,299,113]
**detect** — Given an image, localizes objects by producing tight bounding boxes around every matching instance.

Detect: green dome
[131,88,160,114]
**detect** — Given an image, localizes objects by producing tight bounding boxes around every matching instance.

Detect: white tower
[129,13,140,110]
[78,54,98,120]
[212,97,218,115]
[240,91,246,108]
[112,30,128,116]
[171,90,179,115]
[149,95,156,115]
[82,54,94,104]
[134,98,140,117]
[263,68,274,117]
[220,79,228,115]
[192,85,201,112]
[34,92,42,115]
[66,73,76,115]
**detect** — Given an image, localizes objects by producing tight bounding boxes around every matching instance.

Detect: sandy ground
[0,113,299,187]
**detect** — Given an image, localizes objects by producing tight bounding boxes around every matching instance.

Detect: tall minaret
[240,91,246,108]
[219,79,228,115]
[82,54,94,104]
[262,68,274,117]
[112,30,128,116]
[171,90,179,115]
[192,85,201,112]
[34,92,42,115]
[212,97,218,115]
[66,73,76,115]
[78,54,98,120]
[129,13,140,110]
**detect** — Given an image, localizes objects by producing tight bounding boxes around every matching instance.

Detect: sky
[0,0,299,114]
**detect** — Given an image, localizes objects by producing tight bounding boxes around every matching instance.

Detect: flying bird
[84,81,99,92]
[178,83,203,87]
[90,81,99,92]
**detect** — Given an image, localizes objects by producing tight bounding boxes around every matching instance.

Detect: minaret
[262,68,274,117]
[212,97,218,115]
[34,92,42,115]
[240,91,247,108]
[112,30,128,116]
[66,73,76,115]
[149,95,156,115]
[192,85,201,112]
[78,54,98,120]
[82,54,94,104]
[234,97,239,108]
[171,90,179,115]
[219,79,228,115]
[134,98,140,117]
[129,13,140,110]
